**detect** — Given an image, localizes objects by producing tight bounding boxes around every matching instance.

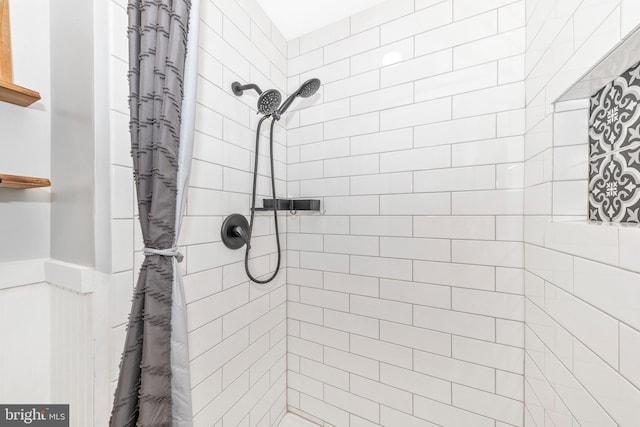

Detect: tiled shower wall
[285,1,527,425]
[102,1,640,426]
[524,0,640,426]
[108,0,290,425]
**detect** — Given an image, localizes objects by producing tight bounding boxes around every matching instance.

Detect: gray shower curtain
[110,0,193,425]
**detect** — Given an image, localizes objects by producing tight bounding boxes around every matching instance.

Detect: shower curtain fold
[110,0,195,425]
[171,0,199,424]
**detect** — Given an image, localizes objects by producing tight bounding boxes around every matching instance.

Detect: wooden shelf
[0,80,40,106]
[0,174,50,188]
[0,0,40,107]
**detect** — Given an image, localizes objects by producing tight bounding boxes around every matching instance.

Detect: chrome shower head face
[299,78,321,98]
[257,89,282,115]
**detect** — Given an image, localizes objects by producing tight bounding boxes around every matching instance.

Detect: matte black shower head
[277,78,322,117]
[231,81,282,116]
[298,78,321,98]
[257,89,282,115]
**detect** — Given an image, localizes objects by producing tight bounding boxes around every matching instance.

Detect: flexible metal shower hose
[244,115,282,284]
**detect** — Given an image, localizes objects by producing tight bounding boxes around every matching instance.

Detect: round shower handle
[221,214,251,250]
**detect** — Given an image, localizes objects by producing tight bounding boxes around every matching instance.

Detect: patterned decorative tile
[589,61,640,223]
[589,61,640,155]
[589,153,640,222]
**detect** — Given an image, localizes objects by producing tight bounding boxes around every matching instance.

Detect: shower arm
[232,82,263,96]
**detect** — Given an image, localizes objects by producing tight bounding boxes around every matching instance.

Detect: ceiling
[256,0,388,40]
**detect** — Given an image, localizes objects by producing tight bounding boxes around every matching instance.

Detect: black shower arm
[232,82,263,95]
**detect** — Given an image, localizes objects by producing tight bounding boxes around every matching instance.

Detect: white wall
[0,0,51,261]
[285,1,527,425]
[0,2,98,426]
[49,0,96,267]
[0,274,52,403]
[106,0,290,425]
[523,0,640,425]
[186,0,290,420]
[0,259,95,427]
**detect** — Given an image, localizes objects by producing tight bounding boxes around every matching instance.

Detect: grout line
[524,299,621,426]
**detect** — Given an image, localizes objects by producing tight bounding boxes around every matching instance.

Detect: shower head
[231,81,282,116]
[257,89,282,115]
[299,78,321,98]
[277,78,322,117]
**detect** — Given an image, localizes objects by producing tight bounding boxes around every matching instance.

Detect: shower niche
[557,25,640,224]
[587,60,640,223]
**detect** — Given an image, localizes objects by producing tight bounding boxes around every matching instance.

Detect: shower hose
[244,115,281,284]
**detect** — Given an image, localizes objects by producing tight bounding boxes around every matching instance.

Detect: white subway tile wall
[103,0,640,425]
[286,0,526,425]
[109,0,288,425]
[524,0,640,426]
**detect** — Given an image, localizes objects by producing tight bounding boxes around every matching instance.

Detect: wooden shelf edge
[0,80,40,107]
[0,174,50,188]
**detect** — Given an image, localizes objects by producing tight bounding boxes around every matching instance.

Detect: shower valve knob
[221,214,251,250]
[232,226,251,250]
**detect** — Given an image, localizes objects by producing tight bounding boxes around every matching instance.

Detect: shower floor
[277,413,320,427]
